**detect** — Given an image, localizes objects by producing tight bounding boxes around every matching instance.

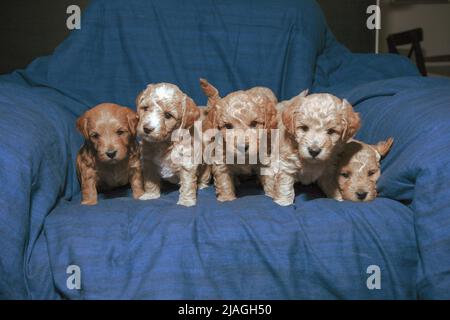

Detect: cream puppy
[270,91,361,206]
[136,83,201,206]
[318,138,394,201]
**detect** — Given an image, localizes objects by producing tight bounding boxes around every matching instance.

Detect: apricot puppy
[200,79,278,201]
[318,138,394,201]
[136,83,201,207]
[76,103,144,205]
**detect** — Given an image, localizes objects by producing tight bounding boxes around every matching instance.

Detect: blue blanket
[0,0,449,299]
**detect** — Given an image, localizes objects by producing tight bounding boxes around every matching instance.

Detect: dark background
[319,0,376,53]
[0,0,375,75]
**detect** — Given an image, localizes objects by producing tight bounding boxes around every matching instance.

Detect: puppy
[318,138,394,201]
[76,103,144,205]
[136,83,201,207]
[271,91,361,206]
[200,79,278,201]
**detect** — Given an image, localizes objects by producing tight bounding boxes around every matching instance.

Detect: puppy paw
[81,199,97,206]
[132,190,145,199]
[264,191,275,199]
[217,194,236,202]
[198,183,209,190]
[139,192,161,200]
[332,194,344,201]
[177,198,196,207]
[274,198,293,206]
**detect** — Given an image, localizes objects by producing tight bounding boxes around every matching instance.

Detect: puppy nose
[308,147,321,158]
[356,191,368,200]
[106,150,117,159]
[143,126,154,134]
[244,143,250,152]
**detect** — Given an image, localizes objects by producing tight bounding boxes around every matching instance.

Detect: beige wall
[380,3,450,56]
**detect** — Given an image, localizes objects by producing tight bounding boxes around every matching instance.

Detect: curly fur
[318,138,393,201]
[200,78,278,201]
[76,103,144,205]
[270,91,361,206]
[136,83,202,206]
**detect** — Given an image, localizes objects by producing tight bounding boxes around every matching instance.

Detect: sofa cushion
[44,183,417,299]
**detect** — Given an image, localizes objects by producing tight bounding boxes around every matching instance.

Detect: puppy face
[282,93,360,163]
[201,80,277,159]
[136,83,199,142]
[337,138,393,201]
[77,103,138,163]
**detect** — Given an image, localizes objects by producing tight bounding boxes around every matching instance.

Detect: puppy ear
[373,137,394,159]
[200,78,220,107]
[298,89,309,97]
[123,107,138,137]
[135,90,144,108]
[281,93,305,135]
[265,103,278,130]
[262,93,278,130]
[181,96,200,129]
[204,103,220,130]
[341,99,361,141]
[76,113,89,139]
[135,84,155,108]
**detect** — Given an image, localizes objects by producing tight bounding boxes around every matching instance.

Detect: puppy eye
[340,172,350,178]
[327,128,337,135]
[250,121,258,128]
[224,123,233,130]
[117,129,126,136]
[141,106,149,112]
[90,132,99,139]
[164,112,174,119]
[368,170,377,177]
[298,125,309,132]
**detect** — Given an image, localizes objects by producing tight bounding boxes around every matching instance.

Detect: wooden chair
[387,28,427,76]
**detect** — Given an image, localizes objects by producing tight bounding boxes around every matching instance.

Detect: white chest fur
[295,164,324,185]
[142,141,180,184]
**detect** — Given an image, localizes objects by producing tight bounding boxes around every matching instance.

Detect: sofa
[1,0,449,299]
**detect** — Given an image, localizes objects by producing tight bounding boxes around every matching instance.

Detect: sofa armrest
[0,80,84,298]
[344,77,450,299]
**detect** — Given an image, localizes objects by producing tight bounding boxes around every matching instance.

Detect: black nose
[356,191,368,200]
[244,144,249,152]
[143,126,154,134]
[106,150,117,159]
[308,147,321,158]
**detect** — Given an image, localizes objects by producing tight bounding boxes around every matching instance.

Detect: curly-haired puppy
[136,83,201,207]
[200,79,278,202]
[271,91,361,206]
[76,103,144,205]
[318,138,393,201]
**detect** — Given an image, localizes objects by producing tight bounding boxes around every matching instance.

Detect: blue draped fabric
[1,0,449,299]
